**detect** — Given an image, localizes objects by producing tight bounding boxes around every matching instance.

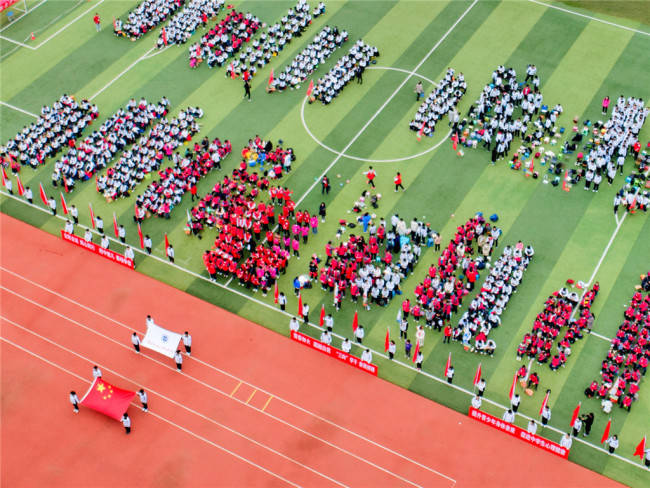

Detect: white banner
[141,323,182,358]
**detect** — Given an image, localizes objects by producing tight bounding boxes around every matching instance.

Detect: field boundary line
[0,263,455,484]
[527,0,650,37]
[0,334,304,488]
[0,0,49,34]
[32,0,107,49]
[294,0,479,207]
[0,34,35,49]
[0,292,439,487]
[0,100,38,117]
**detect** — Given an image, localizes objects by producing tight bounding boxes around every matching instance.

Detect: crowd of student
[411,214,500,338]
[585,283,648,413]
[613,170,650,216]
[97,107,203,201]
[114,0,185,40]
[1,95,98,170]
[516,283,599,370]
[225,0,317,79]
[238,136,296,179]
[188,10,261,68]
[311,39,379,104]
[457,242,533,354]
[51,98,169,188]
[135,136,231,218]
[156,0,224,48]
[409,68,466,137]
[269,24,346,92]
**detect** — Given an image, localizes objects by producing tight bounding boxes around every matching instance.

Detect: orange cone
[31,32,35,40]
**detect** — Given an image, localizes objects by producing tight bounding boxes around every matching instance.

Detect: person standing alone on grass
[69,391,80,413]
[174,350,183,372]
[243,80,251,101]
[364,166,376,188]
[394,172,404,192]
[144,235,152,255]
[93,13,101,32]
[415,81,423,101]
[446,364,455,384]
[182,331,192,356]
[24,186,33,204]
[167,244,174,263]
[122,413,131,434]
[131,332,140,353]
[48,196,56,215]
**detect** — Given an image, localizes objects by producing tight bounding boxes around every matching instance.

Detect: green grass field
[1,1,649,485]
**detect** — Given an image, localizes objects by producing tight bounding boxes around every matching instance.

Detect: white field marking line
[614,212,620,226]
[527,0,650,37]
[590,331,610,342]
[300,93,451,164]
[0,265,456,486]
[0,335,303,488]
[0,100,38,117]
[294,0,479,207]
[0,0,49,33]
[0,292,433,488]
[0,34,36,49]
[90,46,155,100]
[0,191,645,473]
[32,0,107,49]
[143,45,172,59]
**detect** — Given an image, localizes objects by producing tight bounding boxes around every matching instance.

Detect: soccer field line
[0,334,305,488]
[0,263,457,485]
[0,292,440,487]
[527,0,650,37]
[293,0,479,207]
[0,0,49,34]
[0,34,35,49]
[31,0,107,50]
[0,190,646,471]
[0,100,38,117]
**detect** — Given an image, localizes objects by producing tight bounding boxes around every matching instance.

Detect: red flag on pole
[268,68,274,86]
[444,352,451,377]
[297,292,303,318]
[113,212,119,237]
[273,282,279,304]
[417,121,425,141]
[80,377,136,421]
[162,27,167,46]
[164,233,169,255]
[137,223,144,249]
[562,170,570,192]
[539,390,551,416]
[89,203,95,228]
[63,177,69,193]
[600,419,611,444]
[473,363,482,387]
[306,79,314,97]
[319,305,325,327]
[509,371,517,401]
[412,340,420,364]
[230,62,236,80]
[0,168,6,187]
[633,436,646,459]
[570,402,581,427]
[384,327,390,352]
[60,192,68,215]
[16,174,25,196]
[352,310,358,332]
[39,182,48,206]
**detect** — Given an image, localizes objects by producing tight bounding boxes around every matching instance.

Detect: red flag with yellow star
[80,377,136,421]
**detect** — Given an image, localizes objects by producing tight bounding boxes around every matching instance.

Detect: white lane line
[90,47,155,100]
[0,335,303,488]
[528,0,650,37]
[1,188,646,472]
[294,0,479,207]
[0,291,433,487]
[0,100,38,117]
[0,264,455,485]
[0,34,36,49]
[33,0,107,49]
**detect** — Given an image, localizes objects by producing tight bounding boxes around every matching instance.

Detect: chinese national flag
[16,175,25,196]
[384,327,390,352]
[81,377,135,421]
[509,371,517,401]
[273,281,279,304]
[39,182,48,206]
[600,419,611,444]
[570,402,581,427]
[89,203,95,228]
[412,340,420,364]
[137,223,144,249]
[60,192,68,215]
[268,68,274,86]
[297,292,303,318]
[633,436,646,459]
[306,79,314,97]
[473,363,482,387]
[444,352,451,377]
[319,305,325,327]
[352,310,358,332]
[113,212,119,237]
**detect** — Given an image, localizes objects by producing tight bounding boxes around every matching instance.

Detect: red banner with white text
[468,407,569,459]
[61,231,134,269]
[0,0,19,13]
[291,330,377,376]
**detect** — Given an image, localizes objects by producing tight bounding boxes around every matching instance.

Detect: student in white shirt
[502,409,515,423]
[64,220,74,234]
[92,366,102,378]
[144,235,152,254]
[100,235,109,249]
[341,338,352,353]
[511,393,521,412]
[289,317,300,332]
[560,433,573,449]
[354,325,365,343]
[167,244,175,263]
[301,303,309,324]
[606,435,619,454]
[122,413,131,434]
[131,332,140,353]
[541,405,551,426]
[471,395,482,410]
[48,196,57,215]
[84,228,93,242]
[24,186,33,204]
[69,204,78,223]
[387,340,396,360]
[320,330,332,345]
[415,350,424,371]
[69,391,80,413]
[278,292,287,311]
[571,417,582,437]
[324,314,334,331]
[527,420,538,435]
[360,348,372,363]
[182,331,192,356]
[137,389,148,412]
[174,350,183,372]
[124,246,135,264]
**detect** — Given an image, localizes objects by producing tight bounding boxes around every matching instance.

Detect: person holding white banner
[182,332,192,356]
[174,350,183,372]
[131,332,140,353]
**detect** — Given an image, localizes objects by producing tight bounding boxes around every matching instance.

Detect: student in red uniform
[93,13,101,32]
[394,172,404,192]
[364,166,376,188]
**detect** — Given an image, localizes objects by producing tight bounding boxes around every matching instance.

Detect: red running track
[0,214,622,487]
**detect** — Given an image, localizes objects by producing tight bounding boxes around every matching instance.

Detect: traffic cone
[30,32,35,40]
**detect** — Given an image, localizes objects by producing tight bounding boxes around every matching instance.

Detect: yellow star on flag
[97,383,106,393]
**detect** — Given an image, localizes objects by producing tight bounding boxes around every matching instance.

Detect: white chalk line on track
[0,290,445,487]
[294,0,479,207]
[0,264,457,486]
[0,334,303,488]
